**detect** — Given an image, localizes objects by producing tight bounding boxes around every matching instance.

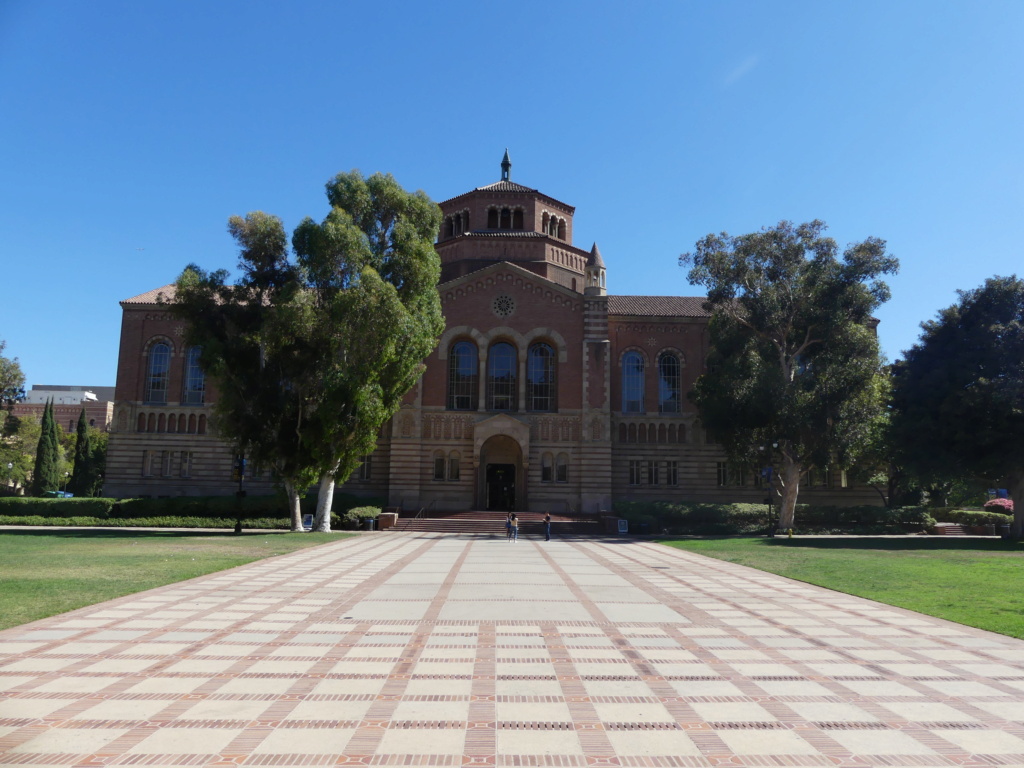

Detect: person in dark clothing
[544,513,552,541]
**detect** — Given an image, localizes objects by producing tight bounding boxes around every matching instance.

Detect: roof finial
[501,148,511,181]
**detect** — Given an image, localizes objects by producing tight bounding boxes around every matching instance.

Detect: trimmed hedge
[0,493,383,529]
[937,509,1013,527]
[612,501,937,535]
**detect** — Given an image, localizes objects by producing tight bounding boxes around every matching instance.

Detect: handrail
[414,499,437,520]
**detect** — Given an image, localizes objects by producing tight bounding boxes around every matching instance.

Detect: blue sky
[2,1,1022,387]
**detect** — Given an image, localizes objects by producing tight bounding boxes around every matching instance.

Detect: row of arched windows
[486,206,525,231]
[621,351,684,414]
[145,342,206,406]
[448,341,557,412]
[443,211,469,239]
[137,411,207,434]
[541,212,566,240]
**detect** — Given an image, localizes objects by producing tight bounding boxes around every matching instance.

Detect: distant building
[103,155,877,508]
[12,385,114,433]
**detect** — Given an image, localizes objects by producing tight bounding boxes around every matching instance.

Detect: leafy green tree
[175,212,310,530]
[174,171,444,531]
[890,275,1024,534]
[31,400,61,495]
[0,414,38,494]
[293,171,444,530]
[681,220,898,529]
[0,340,25,413]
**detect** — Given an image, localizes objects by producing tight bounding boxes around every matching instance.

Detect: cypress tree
[31,400,60,496]
[71,407,91,496]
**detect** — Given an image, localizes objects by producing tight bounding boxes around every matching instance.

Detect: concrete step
[934,523,967,535]
[392,510,602,536]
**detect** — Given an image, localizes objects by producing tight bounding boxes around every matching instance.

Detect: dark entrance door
[486,463,516,511]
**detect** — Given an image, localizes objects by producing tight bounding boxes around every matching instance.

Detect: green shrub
[0,498,116,518]
[340,506,381,530]
[612,501,936,535]
[939,509,1013,527]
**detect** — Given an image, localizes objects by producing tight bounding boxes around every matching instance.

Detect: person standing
[510,513,519,542]
[505,511,513,540]
[544,513,551,541]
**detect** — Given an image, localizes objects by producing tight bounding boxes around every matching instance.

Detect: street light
[63,471,70,495]
[759,441,779,537]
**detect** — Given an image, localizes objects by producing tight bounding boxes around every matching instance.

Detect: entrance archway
[478,434,524,511]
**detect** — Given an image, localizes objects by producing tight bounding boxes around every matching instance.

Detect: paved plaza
[3,533,1024,766]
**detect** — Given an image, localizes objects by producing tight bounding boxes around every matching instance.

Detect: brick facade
[104,162,879,509]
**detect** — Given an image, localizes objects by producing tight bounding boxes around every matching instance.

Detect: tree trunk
[283,479,303,532]
[313,472,335,532]
[1009,470,1024,538]
[775,458,802,531]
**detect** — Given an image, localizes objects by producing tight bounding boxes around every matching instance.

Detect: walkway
[2,533,1024,766]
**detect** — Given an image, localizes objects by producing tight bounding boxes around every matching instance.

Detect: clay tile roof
[475,180,538,193]
[121,284,177,304]
[464,230,547,238]
[589,243,605,268]
[607,295,711,317]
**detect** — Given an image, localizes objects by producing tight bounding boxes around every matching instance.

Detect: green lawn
[660,537,1024,639]
[0,530,349,630]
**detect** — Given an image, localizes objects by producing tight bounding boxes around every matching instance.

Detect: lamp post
[760,441,778,537]
[5,462,12,493]
[63,471,70,495]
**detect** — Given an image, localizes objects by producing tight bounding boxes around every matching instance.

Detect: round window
[492,295,516,318]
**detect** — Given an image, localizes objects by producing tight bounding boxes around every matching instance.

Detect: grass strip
[0,529,350,630]
[660,536,1024,639]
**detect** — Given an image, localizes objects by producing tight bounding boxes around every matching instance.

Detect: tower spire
[500,148,511,181]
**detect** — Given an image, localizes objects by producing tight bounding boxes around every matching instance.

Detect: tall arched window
[499,207,512,229]
[527,343,556,412]
[658,352,681,414]
[145,342,171,404]
[512,209,524,229]
[183,346,205,405]
[622,351,645,413]
[487,208,498,228]
[447,341,478,410]
[487,342,517,411]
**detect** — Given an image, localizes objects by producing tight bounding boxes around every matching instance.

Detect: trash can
[364,517,376,531]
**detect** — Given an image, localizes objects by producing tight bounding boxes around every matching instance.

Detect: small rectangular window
[541,455,553,483]
[629,460,643,486]
[556,455,568,483]
[447,456,459,481]
[161,451,172,477]
[665,461,678,486]
[716,461,727,486]
[142,450,152,477]
[647,461,659,486]
[359,457,372,481]
[180,451,193,478]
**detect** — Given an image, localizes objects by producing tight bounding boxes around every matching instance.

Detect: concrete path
[3,533,1024,766]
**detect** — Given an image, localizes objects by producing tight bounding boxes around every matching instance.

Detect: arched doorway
[478,434,524,511]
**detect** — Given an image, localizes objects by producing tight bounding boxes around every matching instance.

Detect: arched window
[487,342,517,411]
[556,453,569,482]
[447,341,478,410]
[658,352,681,414]
[618,423,627,442]
[137,413,146,432]
[167,414,177,433]
[487,208,498,229]
[557,219,566,239]
[444,217,454,238]
[145,342,171,404]
[197,415,207,434]
[547,217,557,237]
[183,347,205,405]
[187,414,196,434]
[499,207,511,229]
[527,343,556,412]
[512,209,524,230]
[622,351,645,413]
[433,450,445,481]
[157,413,166,433]
[147,413,156,432]
[448,451,460,481]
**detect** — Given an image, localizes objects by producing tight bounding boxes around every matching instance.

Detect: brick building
[12,385,114,434]
[104,156,876,509]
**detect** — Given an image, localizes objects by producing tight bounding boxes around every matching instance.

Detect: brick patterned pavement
[3,533,1024,766]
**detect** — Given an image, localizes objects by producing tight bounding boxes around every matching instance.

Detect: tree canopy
[681,220,898,529]
[890,275,1024,534]
[174,171,443,530]
[0,340,25,413]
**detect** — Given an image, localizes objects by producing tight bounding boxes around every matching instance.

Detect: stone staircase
[933,522,967,536]
[391,510,603,537]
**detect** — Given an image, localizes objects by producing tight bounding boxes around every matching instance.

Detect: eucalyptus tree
[175,171,443,531]
[681,220,898,529]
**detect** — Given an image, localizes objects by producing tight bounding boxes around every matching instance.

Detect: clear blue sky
[2,1,1022,387]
